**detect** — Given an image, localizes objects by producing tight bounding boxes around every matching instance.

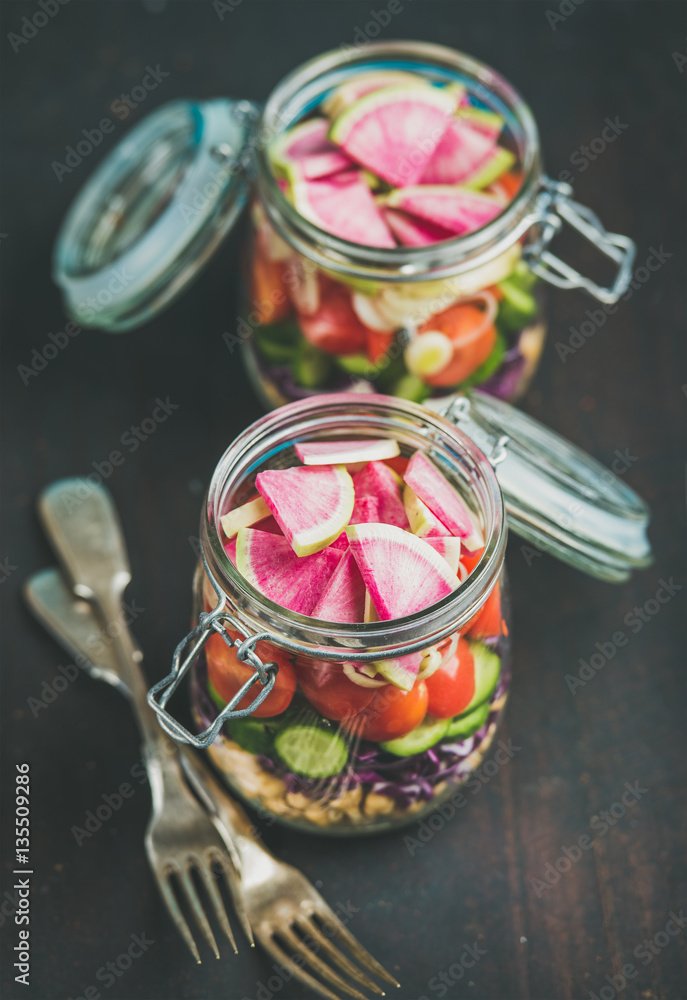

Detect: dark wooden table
[2,3,685,999]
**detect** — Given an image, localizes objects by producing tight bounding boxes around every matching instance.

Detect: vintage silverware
[34,481,244,962]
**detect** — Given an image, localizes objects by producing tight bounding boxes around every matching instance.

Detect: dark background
[1,3,685,999]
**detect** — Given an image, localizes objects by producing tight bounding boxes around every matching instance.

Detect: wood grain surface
[1,3,685,999]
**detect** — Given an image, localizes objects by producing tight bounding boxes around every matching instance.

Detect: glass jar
[54,42,635,408]
[148,392,652,836]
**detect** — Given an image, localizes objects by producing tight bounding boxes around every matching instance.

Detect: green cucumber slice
[390,373,432,403]
[497,279,537,329]
[444,700,490,740]
[336,353,376,377]
[208,681,278,755]
[292,341,334,388]
[256,321,301,364]
[465,642,501,710]
[380,716,449,757]
[274,725,348,777]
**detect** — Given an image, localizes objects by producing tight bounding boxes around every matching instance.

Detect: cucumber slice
[256,321,301,364]
[380,716,449,757]
[207,682,278,755]
[391,373,431,403]
[336,353,376,377]
[465,642,501,710]
[445,700,490,740]
[275,725,348,777]
[292,341,334,388]
[497,279,537,329]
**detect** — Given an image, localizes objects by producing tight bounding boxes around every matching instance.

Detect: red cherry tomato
[294,660,376,721]
[344,681,428,743]
[460,545,484,576]
[465,582,502,639]
[425,638,476,718]
[250,250,291,324]
[206,632,296,718]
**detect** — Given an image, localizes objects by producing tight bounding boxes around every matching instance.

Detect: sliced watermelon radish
[292,175,395,248]
[299,285,370,356]
[322,70,424,120]
[372,651,423,691]
[255,464,355,556]
[236,528,343,615]
[330,84,456,188]
[403,483,452,538]
[463,147,516,190]
[384,185,503,236]
[456,102,505,139]
[383,207,455,246]
[346,522,457,621]
[220,496,270,539]
[311,549,366,623]
[270,118,353,181]
[354,461,409,530]
[364,589,378,623]
[404,451,473,539]
[224,537,237,566]
[350,494,380,524]
[294,438,400,466]
[421,536,462,574]
[421,118,513,187]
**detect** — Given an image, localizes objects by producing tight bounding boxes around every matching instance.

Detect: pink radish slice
[270,118,352,179]
[350,495,381,524]
[354,460,409,530]
[311,550,367,623]
[346,522,457,621]
[421,118,497,185]
[295,438,400,466]
[385,185,503,236]
[383,208,455,246]
[236,528,344,616]
[404,451,473,539]
[403,483,452,538]
[292,176,395,248]
[421,536,462,574]
[329,84,456,188]
[256,464,355,557]
[224,538,237,566]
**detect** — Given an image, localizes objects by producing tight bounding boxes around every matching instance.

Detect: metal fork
[181,751,400,1000]
[35,481,248,962]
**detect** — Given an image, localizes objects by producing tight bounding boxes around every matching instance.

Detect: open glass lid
[53,99,259,332]
[428,391,652,582]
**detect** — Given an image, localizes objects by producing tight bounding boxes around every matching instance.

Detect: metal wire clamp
[147,553,279,749]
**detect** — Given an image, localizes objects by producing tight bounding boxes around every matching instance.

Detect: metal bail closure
[147,556,279,748]
[438,391,652,583]
[523,177,636,305]
[54,98,261,332]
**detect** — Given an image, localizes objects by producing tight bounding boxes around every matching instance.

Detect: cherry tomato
[421,301,497,388]
[465,582,502,639]
[206,632,296,718]
[344,681,428,742]
[299,285,368,355]
[294,660,375,721]
[250,249,291,324]
[425,638,475,718]
[460,545,484,576]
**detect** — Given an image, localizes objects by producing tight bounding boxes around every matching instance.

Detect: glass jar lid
[430,391,652,582]
[53,98,258,331]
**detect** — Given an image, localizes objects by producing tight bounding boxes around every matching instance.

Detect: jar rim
[254,40,543,282]
[201,393,507,661]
